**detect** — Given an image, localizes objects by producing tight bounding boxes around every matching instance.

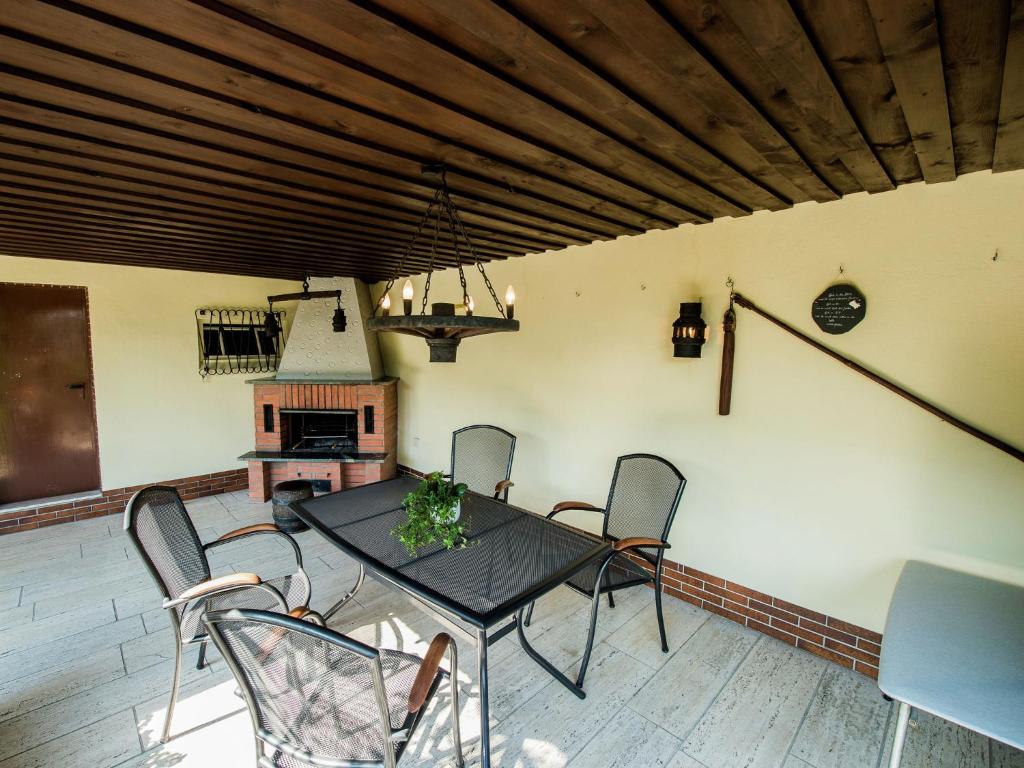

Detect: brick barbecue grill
[241,378,398,501]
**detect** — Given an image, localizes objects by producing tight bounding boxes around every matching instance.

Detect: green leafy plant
[392,472,468,557]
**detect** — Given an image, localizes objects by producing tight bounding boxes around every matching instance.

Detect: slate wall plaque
[812,283,866,334]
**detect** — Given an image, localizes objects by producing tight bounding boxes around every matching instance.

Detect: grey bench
[879,560,1024,767]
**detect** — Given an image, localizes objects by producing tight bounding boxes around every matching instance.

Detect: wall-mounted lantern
[672,302,707,358]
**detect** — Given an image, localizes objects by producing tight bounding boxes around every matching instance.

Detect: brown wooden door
[0,284,101,503]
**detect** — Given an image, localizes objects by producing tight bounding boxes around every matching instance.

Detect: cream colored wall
[377,170,1024,631]
[0,256,298,490]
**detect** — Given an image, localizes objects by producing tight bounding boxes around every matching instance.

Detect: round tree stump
[271,479,313,533]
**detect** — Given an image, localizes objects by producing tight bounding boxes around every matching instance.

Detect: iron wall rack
[196,307,284,378]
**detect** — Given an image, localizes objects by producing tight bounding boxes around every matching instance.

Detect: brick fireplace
[242,377,398,501]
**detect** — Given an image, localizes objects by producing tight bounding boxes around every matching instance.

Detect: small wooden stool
[271,479,313,533]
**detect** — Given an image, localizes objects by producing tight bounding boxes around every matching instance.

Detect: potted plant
[392,472,469,556]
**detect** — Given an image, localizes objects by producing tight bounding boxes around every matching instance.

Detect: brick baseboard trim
[0,468,249,535]
[625,553,881,678]
[399,464,882,677]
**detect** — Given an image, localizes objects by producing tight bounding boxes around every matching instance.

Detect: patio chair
[449,424,516,501]
[203,608,464,768]
[526,453,686,687]
[124,485,315,743]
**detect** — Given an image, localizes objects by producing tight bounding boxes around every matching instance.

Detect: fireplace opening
[281,409,358,454]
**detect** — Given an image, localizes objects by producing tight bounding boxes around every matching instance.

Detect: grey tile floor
[0,490,1020,768]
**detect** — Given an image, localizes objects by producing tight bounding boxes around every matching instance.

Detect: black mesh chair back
[603,454,686,560]
[450,424,516,500]
[124,485,211,619]
[206,609,434,768]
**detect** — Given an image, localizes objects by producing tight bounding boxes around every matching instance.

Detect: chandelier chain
[373,187,440,316]
[444,196,471,308]
[447,197,505,316]
[372,165,505,318]
[420,188,443,315]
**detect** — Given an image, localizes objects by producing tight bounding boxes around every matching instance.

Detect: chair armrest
[164,573,262,608]
[547,501,605,519]
[215,523,279,542]
[493,479,514,498]
[612,537,670,552]
[408,632,453,713]
[204,523,304,569]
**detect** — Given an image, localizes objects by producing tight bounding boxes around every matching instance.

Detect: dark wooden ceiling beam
[63,0,708,225]
[0,182,511,263]
[0,203,454,270]
[484,0,793,211]
[0,122,560,254]
[0,238,311,280]
[0,220,420,278]
[182,0,720,222]
[937,0,1010,175]
[0,148,559,261]
[0,0,1016,281]
[0,10,645,238]
[994,0,1024,172]
[373,0,785,214]
[0,192,513,265]
[791,0,921,184]
[0,148,556,255]
[0,60,588,249]
[526,0,839,202]
[0,176,533,268]
[866,0,956,182]
[655,0,856,196]
[0,215,426,267]
[710,0,894,193]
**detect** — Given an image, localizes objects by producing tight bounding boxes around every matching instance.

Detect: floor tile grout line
[678,633,764,746]
[781,658,829,767]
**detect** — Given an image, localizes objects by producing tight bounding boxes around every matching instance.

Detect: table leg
[322,563,364,621]
[515,608,586,699]
[477,628,490,768]
[889,701,912,768]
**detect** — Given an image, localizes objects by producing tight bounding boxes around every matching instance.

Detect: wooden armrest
[612,537,669,552]
[287,606,312,620]
[551,500,603,514]
[494,479,514,493]
[176,573,261,603]
[217,523,279,542]
[408,633,452,714]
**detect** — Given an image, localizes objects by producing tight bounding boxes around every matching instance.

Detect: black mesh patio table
[291,476,611,767]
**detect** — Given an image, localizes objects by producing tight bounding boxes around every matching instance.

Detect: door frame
[1,281,103,500]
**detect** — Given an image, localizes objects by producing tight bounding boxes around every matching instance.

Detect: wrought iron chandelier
[366,164,518,362]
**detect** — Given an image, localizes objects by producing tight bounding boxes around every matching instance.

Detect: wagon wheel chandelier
[366,164,519,363]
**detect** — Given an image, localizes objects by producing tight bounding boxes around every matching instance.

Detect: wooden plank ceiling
[0,0,1019,281]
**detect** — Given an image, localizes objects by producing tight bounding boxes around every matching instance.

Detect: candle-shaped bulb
[505,285,516,320]
[402,279,413,315]
[380,293,391,316]
[466,295,475,316]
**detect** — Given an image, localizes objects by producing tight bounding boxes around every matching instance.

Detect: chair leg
[447,642,464,768]
[654,567,668,653]
[162,637,183,743]
[196,640,207,670]
[576,557,613,689]
[524,600,535,627]
[608,591,615,608]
